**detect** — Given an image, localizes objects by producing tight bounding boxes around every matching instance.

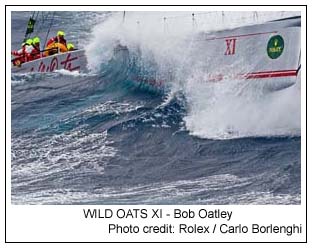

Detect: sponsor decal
[267,35,284,59]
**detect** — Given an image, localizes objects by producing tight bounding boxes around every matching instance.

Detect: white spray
[85,11,301,139]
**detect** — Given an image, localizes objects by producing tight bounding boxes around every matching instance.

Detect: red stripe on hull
[244,70,297,79]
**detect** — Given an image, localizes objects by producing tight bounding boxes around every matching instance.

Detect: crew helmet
[25,38,33,45]
[57,30,65,37]
[67,43,74,50]
[33,36,40,44]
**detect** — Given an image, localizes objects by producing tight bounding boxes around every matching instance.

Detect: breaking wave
[11,11,301,205]
[85,11,301,139]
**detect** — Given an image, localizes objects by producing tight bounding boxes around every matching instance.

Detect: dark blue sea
[11,11,301,205]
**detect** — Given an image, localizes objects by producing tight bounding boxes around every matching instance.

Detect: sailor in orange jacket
[46,30,67,47]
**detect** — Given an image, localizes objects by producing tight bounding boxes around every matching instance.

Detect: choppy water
[11,11,301,204]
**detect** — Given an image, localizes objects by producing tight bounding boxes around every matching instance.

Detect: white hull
[11,49,87,74]
[112,16,301,92]
[190,16,301,91]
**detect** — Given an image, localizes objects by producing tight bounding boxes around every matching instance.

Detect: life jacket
[47,36,67,47]
[11,43,33,65]
[29,45,41,60]
[44,42,68,56]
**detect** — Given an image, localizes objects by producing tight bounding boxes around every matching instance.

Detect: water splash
[85,11,301,139]
[183,72,301,139]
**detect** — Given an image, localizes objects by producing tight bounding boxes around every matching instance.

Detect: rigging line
[35,11,39,21]
[163,17,169,34]
[44,12,55,48]
[32,11,40,35]
[43,13,54,30]
[192,13,198,30]
[35,12,45,35]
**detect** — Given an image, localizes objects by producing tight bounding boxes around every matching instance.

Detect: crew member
[46,30,67,47]
[45,30,68,55]
[30,36,41,60]
[67,43,75,51]
[11,38,33,65]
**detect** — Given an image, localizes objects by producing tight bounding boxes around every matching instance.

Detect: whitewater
[11,11,301,204]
